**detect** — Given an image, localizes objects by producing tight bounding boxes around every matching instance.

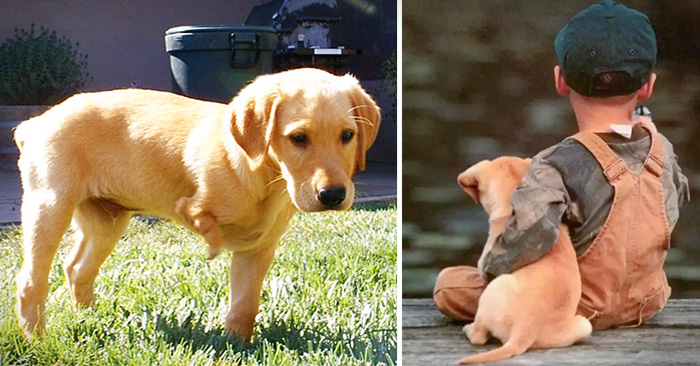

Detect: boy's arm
[658,133,690,225]
[671,151,690,208]
[481,153,569,278]
[636,116,690,208]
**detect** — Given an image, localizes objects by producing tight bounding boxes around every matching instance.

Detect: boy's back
[484,125,689,277]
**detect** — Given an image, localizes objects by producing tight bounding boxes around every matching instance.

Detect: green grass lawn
[0,202,397,365]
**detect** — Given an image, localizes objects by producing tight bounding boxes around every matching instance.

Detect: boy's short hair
[554,0,656,97]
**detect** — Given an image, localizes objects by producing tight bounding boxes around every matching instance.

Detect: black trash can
[165,25,276,103]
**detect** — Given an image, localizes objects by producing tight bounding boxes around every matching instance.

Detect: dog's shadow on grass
[153,313,250,356]
[154,312,396,363]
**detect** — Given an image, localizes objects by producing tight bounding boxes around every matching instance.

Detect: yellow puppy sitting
[13,68,380,341]
[456,157,592,364]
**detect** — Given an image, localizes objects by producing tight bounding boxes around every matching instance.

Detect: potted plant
[0,24,92,169]
[367,50,397,164]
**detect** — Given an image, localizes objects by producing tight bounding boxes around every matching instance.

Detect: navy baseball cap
[555,0,657,97]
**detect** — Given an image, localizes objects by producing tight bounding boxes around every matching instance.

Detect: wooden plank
[403,298,700,328]
[403,326,700,366]
[403,298,700,366]
[645,299,700,328]
[402,298,452,328]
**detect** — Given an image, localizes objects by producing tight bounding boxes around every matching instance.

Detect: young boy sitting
[434,0,690,331]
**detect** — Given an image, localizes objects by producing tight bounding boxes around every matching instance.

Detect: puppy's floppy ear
[229,75,281,169]
[458,160,490,203]
[346,75,381,172]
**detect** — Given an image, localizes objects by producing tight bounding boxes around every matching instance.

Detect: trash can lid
[165,25,277,53]
[165,25,276,35]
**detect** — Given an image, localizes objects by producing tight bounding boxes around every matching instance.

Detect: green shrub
[370,50,396,124]
[0,24,92,105]
[380,50,397,122]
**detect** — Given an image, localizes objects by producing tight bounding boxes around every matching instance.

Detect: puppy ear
[347,76,381,172]
[229,76,281,169]
[458,160,490,203]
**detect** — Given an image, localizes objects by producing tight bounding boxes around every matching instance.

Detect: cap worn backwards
[554,0,657,97]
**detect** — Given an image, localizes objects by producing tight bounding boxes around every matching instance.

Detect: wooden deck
[403,298,700,365]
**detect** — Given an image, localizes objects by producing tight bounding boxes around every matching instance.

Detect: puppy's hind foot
[463,322,488,345]
[572,315,593,343]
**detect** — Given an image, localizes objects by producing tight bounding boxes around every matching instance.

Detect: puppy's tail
[13,120,28,153]
[458,335,532,364]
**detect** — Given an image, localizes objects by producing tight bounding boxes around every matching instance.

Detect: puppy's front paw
[207,247,221,260]
[176,199,224,259]
[225,313,256,343]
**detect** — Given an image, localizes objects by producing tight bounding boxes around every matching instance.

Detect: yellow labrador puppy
[456,157,591,364]
[14,68,380,341]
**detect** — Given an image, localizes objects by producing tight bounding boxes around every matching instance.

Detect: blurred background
[403,0,700,298]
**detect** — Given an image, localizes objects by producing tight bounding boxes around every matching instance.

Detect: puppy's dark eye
[341,130,354,143]
[291,133,307,145]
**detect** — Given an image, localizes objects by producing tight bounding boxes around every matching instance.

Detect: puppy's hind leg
[64,199,132,307]
[464,315,490,346]
[572,315,593,342]
[536,315,592,349]
[15,192,76,338]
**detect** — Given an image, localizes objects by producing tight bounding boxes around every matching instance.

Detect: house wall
[0,0,261,92]
[0,0,398,90]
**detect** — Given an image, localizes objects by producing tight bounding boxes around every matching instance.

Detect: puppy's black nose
[318,187,346,208]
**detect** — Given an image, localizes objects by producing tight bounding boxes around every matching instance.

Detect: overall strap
[571,132,627,182]
[638,125,664,177]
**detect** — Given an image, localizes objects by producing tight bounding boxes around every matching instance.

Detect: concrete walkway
[354,161,397,204]
[0,168,21,226]
[0,161,396,226]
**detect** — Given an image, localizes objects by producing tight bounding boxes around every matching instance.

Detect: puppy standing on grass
[456,157,592,364]
[13,68,380,341]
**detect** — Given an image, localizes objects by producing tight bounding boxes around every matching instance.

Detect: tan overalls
[434,127,671,330]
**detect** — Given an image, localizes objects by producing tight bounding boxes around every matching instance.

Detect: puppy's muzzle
[317,186,346,208]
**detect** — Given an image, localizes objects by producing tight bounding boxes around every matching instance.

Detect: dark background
[403,0,700,298]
